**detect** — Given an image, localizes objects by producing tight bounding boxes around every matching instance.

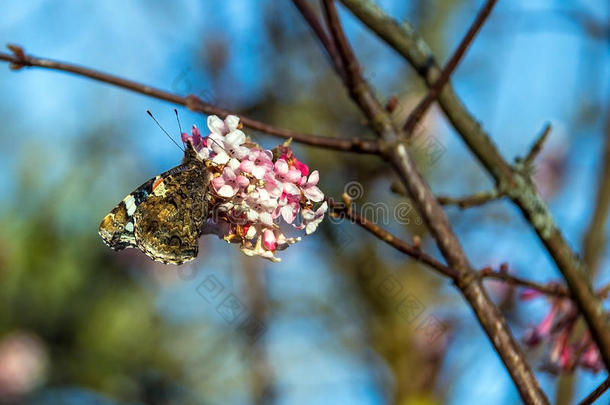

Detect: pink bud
[262,229,277,251]
[520,288,542,301]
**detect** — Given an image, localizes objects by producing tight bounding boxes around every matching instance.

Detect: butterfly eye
[116,224,124,231]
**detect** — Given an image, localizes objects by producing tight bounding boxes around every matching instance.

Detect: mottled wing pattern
[99,146,211,265]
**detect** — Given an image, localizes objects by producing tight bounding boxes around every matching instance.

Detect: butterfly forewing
[99,145,211,265]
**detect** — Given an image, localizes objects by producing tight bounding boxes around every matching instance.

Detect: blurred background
[0,0,609,404]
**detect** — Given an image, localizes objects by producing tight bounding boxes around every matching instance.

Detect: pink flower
[185,114,326,262]
[291,156,309,177]
[206,115,250,165]
[244,189,277,226]
[210,130,250,165]
[277,193,301,224]
[208,115,240,136]
[262,229,276,251]
[580,341,603,373]
[300,170,324,202]
[263,172,283,199]
[211,167,250,198]
[0,332,47,402]
[274,159,301,195]
[240,149,274,179]
[300,202,328,234]
[524,302,558,346]
[550,330,572,369]
[181,125,210,158]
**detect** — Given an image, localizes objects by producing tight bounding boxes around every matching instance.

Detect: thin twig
[479,268,570,298]
[577,376,610,405]
[524,123,552,167]
[391,181,502,209]
[0,45,379,154]
[437,189,502,209]
[291,0,347,80]
[402,0,498,136]
[332,192,591,300]
[320,0,389,131]
[328,198,458,279]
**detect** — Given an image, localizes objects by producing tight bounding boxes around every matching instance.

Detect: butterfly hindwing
[99,145,211,265]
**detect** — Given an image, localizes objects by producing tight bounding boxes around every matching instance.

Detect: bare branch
[391,181,502,209]
[479,267,570,298]
[437,189,502,209]
[328,198,458,280]
[320,0,388,128]
[291,0,347,80]
[339,0,610,374]
[403,0,498,136]
[301,3,550,402]
[577,376,610,405]
[0,44,379,155]
[523,123,552,167]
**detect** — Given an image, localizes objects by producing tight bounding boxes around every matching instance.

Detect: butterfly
[99,142,211,265]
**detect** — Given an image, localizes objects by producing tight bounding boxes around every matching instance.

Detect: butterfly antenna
[146,110,184,151]
[174,108,184,137]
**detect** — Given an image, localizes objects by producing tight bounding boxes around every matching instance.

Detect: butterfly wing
[99,154,210,265]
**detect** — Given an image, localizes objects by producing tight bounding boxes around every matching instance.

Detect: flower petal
[207,115,225,135]
[224,115,240,131]
[217,185,237,198]
[307,170,319,185]
[240,160,255,173]
[304,186,324,202]
[225,129,246,146]
[283,182,301,196]
[212,151,230,165]
[280,205,296,224]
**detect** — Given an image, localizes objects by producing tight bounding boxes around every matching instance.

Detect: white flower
[206,115,250,166]
[301,202,328,234]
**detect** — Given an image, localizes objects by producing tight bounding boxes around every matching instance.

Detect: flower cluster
[521,287,603,373]
[182,115,327,262]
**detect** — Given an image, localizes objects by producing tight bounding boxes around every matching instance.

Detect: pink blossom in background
[522,288,604,373]
[0,332,47,402]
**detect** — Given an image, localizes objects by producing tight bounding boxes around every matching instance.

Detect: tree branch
[0,44,379,155]
[330,197,578,300]
[307,2,549,403]
[328,198,457,279]
[479,267,570,298]
[402,0,498,136]
[523,123,552,168]
[577,376,610,405]
[320,0,389,129]
[339,0,610,374]
[437,189,502,209]
[291,0,347,81]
